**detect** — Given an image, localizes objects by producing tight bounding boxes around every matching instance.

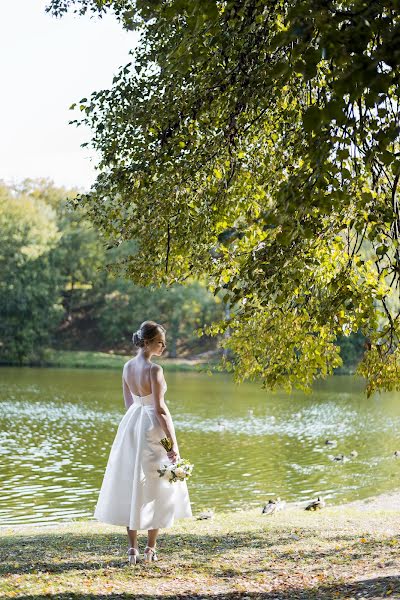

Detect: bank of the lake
[0,349,357,375]
[1,493,399,599]
[0,349,216,371]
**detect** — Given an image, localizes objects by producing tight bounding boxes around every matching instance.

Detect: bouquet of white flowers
[157,437,194,483]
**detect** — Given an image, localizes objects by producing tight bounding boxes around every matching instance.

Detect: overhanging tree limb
[47,0,400,395]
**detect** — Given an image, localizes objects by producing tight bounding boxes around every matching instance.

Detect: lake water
[0,367,399,526]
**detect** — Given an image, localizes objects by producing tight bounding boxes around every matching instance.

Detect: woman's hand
[166,444,179,463]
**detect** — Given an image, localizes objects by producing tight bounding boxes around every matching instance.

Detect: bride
[93,320,192,564]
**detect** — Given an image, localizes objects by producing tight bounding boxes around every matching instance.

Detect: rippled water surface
[0,367,399,525]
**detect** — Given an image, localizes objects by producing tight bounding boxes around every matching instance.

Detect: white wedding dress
[93,376,192,529]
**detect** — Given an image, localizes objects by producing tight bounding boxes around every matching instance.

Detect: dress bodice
[131,381,167,406]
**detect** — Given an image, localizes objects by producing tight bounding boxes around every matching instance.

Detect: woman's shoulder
[123,357,136,372]
[122,357,136,376]
[150,363,166,386]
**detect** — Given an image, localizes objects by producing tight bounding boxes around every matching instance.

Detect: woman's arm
[122,371,134,410]
[150,364,179,459]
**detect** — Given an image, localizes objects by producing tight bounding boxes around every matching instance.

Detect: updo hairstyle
[132,320,166,348]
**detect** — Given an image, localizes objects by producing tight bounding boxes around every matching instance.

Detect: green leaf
[303,106,322,132]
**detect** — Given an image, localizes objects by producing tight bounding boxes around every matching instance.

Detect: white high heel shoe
[143,546,158,562]
[127,547,140,565]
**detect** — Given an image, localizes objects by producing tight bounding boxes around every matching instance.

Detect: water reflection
[0,367,399,525]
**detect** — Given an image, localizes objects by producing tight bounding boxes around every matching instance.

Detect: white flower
[157,457,193,483]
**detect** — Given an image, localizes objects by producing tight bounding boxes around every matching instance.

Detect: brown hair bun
[132,321,166,348]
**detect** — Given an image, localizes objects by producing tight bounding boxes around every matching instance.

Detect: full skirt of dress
[93,398,192,529]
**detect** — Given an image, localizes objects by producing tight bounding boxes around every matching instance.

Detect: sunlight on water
[0,367,399,525]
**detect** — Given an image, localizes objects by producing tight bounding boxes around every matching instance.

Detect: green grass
[1,504,399,599]
[2,349,218,372]
[1,349,358,377]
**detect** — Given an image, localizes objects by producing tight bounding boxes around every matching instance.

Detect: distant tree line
[0,179,365,371]
[0,180,225,364]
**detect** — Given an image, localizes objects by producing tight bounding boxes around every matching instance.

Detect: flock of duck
[195,496,326,520]
[209,419,399,519]
[324,438,358,462]
[261,495,326,515]
[260,440,400,515]
[324,438,400,461]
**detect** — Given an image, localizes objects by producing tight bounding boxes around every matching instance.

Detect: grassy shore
[1,499,399,599]
[1,349,358,376]
[2,350,216,372]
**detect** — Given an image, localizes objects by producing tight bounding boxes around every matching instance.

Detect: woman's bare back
[123,358,154,397]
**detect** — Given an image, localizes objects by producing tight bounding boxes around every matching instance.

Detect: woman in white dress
[93,320,192,564]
